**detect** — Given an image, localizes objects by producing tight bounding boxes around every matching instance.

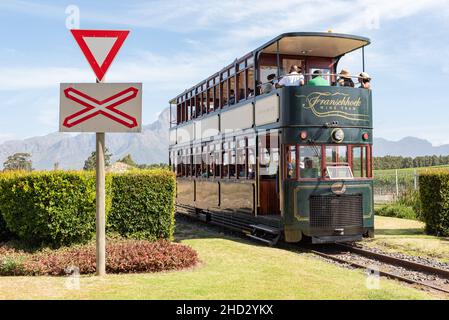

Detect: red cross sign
[59,83,142,133]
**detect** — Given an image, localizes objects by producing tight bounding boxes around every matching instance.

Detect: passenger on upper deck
[276,65,304,87]
[358,72,371,89]
[261,73,277,94]
[336,69,354,87]
[308,70,329,86]
[229,90,235,105]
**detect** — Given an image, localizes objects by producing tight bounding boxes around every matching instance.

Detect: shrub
[0,240,198,276]
[108,170,176,241]
[397,189,422,220]
[419,169,449,236]
[0,171,110,247]
[376,203,417,220]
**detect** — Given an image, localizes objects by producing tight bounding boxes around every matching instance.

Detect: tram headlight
[331,128,345,143]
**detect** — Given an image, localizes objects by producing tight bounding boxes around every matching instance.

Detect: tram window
[207,87,214,113]
[222,142,229,178]
[247,68,255,97]
[229,141,236,178]
[237,71,246,102]
[190,97,195,118]
[248,137,256,179]
[229,76,236,105]
[259,132,279,178]
[259,65,278,94]
[201,91,207,114]
[237,138,247,179]
[208,144,215,178]
[299,146,321,179]
[214,143,221,177]
[213,85,219,110]
[176,150,182,177]
[201,145,208,177]
[325,145,348,166]
[352,146,368,178]
[194,146,201,177]
[221,80,228,107]
[286,145,297,179]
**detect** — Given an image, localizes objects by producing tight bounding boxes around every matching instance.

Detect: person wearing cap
[358,72,371,89]
[308,69,329,86]
[276,65,305,87]
[336,69,354,87]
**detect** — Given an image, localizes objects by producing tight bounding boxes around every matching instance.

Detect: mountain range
[1,109,448,170]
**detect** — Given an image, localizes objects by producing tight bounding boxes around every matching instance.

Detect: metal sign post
[60,29,142,276]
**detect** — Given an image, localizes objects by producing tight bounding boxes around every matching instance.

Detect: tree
[3,153,33,171]
[118,154,137,167]
[83,149,112,171]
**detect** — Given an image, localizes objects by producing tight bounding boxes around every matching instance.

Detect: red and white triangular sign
[71,29,130,81]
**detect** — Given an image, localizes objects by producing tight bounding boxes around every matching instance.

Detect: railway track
[308,243,449,295]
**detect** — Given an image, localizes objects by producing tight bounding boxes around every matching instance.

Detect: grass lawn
[0,218,438,300]
[363,216,449,263]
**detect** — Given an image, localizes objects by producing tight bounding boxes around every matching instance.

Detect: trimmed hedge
[0,171,107,247]
[0,170,175,247]
[108,170,176,241]
[419,170,449,236]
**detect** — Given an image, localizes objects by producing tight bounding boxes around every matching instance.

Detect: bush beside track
[419,169,449,236]
[0,170,176,247]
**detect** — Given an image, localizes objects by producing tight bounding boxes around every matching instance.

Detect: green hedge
[0,170,175,246]
[419,170,449,236]
[0,171,106,246]
[108,170,176,241]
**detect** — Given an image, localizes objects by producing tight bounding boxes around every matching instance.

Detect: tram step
[248,224,281,246]
[250,224,281,235]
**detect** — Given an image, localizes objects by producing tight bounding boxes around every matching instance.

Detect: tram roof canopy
[256,32,370,58]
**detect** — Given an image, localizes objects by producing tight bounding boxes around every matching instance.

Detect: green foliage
[0,169,175,246]
[3,153,33,172]
[83,149,112,171]
[397,189,422,219]
[137,163,170,170]
[118,154,137,167]
[0,171,109,247]
[419,170,449,236]
[375,203,417,220]
[108,169,176,241]
[374,155,449,170]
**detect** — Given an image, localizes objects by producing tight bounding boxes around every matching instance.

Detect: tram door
[257,131,281,216]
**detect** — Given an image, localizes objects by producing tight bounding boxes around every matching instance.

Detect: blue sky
[0,0,448,144]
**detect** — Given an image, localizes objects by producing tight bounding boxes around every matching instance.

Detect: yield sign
[71,29,129,81]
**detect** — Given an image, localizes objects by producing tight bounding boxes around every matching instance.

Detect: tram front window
[325,145,353,179]
[299,146,321,179]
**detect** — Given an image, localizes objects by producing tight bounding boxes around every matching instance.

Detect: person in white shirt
[276,65,305,87]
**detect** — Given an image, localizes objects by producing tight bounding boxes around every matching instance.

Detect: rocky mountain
[373,137,449,157]
[0,108,170,170]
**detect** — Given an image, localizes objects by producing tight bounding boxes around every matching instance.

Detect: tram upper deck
[169,32,371,145]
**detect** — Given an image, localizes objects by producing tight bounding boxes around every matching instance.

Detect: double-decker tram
[169,32,374,244]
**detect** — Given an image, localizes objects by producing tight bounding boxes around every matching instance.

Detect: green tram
[168,32,374,244]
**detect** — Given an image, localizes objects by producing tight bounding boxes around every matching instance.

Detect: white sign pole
[96,79,106,276]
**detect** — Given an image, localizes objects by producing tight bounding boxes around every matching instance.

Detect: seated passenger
[276,65,304,87]
[336,69,354,87]
[229,90,235,104]
[308,70,329,86]
[261,73,277,94]
[300,157,319,178]
[358,72,371,89]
